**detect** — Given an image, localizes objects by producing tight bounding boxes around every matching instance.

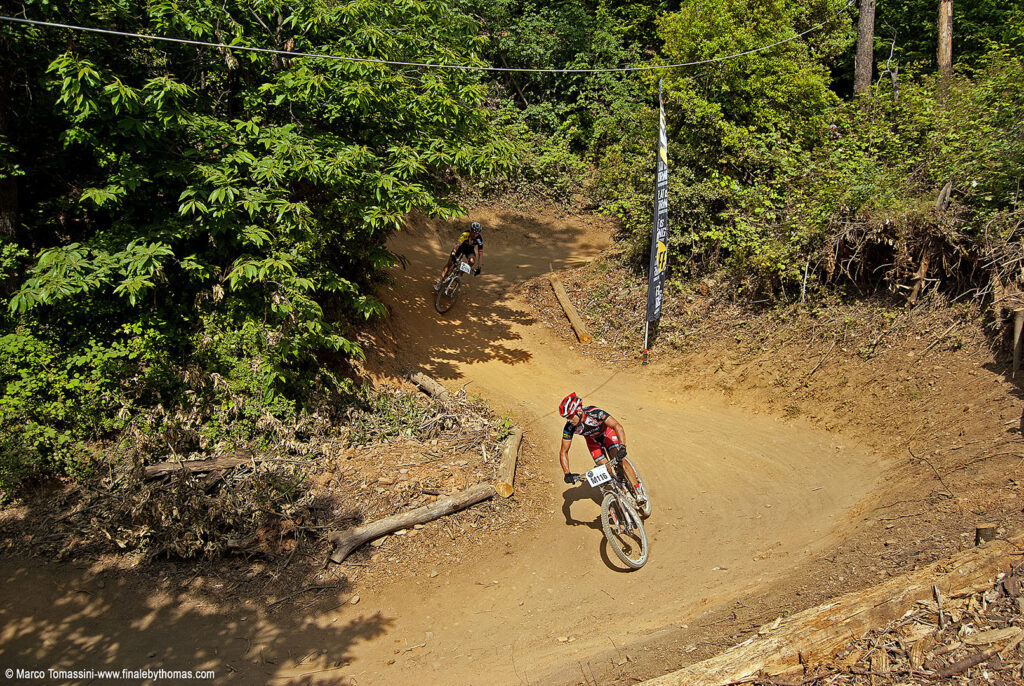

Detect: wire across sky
[0,1,855,74]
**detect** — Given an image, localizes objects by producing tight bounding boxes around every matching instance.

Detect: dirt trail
[0,209,887,685]
[341,209,886,684]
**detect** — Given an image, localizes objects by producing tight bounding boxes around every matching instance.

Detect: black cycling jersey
[453,231,483,257]
[562,406,609,441]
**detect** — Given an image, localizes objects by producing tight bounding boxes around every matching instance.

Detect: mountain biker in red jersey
[434,221,483,290]
[558,393,645,506]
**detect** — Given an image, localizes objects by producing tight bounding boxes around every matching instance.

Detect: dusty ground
[1,205,1022,685]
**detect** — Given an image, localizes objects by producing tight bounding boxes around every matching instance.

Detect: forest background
[0,0,1021,552]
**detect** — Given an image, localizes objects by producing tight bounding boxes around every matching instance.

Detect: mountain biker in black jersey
[434,221,483,291]
[557,392,644,506]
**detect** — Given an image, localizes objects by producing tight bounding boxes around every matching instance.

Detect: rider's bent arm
[559,438,573,475]
[604,415,625,447]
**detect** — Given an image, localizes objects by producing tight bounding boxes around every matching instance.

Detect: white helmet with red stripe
[559,393,583,419]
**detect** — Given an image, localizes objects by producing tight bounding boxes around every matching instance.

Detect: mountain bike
[572,452,650,569]
[434,256,473,314]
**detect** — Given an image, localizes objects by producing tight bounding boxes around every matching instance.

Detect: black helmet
[470,221,482,234]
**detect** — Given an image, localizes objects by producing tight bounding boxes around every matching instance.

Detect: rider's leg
[437,253,456,286]
[601,430,640,494]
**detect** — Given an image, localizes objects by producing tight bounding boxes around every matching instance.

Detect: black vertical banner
[646,80,669,323]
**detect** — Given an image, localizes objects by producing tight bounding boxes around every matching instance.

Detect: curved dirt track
[0,210,887,686]
[347,209,886,684]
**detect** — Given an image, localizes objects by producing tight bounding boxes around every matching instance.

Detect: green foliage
[494,412,516,442]
[0,0,511,497]
[590,0,849,291]
[0,322,166,494]
[593,0,1022,298]
[873,0,1024,73]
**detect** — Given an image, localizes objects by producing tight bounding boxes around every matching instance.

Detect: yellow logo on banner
[656,241,668,273]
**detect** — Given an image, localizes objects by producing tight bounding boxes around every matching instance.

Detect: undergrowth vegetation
[1,0,1021,551]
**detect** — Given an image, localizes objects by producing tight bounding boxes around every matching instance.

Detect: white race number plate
[585,465,612,487]
[459,262,472,274]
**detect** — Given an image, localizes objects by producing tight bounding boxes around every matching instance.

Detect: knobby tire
[600,492,648,569]
[434,275,461,314]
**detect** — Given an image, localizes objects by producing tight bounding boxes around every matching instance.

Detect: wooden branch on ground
[1014,310,1024,380]
[638,536,1022,686]
[549,276,592,344]
[144,453,254,479]
[328,483,496,563]
[409,371,450,400]
[495,429,524,498]
[914,321,961,363]
[907,245,932,307]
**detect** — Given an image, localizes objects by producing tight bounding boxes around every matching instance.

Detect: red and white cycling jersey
[562,406,621,460]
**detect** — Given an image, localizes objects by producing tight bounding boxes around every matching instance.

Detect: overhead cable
[0,2,855,74]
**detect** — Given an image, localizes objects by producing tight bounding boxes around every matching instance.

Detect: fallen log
[641,535,1023,686]
[144,453,254,479]
[1013,310,1024,380]
[549,276,592,345]
[409,371,450,400]
[495,428,524,498]
[328,483,496,563]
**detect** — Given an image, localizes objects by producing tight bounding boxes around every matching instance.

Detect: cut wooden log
[328,483,496,563]
[144,453,253,479]
[639,535,1022,686]
[549,276,592,344]
[409,371,450,400]
[1013,311,1024,380]
[495,428,524,498]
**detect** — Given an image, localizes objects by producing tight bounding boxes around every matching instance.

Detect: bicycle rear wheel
[600,493,648,569]
[434,276,461,314]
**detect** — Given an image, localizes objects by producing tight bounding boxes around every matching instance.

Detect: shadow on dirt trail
[0,557,389,683]
[377,210,617,385]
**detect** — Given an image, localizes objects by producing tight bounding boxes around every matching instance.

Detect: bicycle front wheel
[600,493,648,569]
[434,276,461,314]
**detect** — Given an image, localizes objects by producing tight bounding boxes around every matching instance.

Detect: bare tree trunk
[937,0,953,82]
[0,35,18,240]
[854,0,876,96]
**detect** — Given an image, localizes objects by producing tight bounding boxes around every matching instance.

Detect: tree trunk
[854,0,876,96]
[641,536,1021,686]
[0,34,18,240]
[328,483,496,563]
[937,0,953,82]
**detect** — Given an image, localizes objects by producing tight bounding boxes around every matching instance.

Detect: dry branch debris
[644,536,1024,686]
